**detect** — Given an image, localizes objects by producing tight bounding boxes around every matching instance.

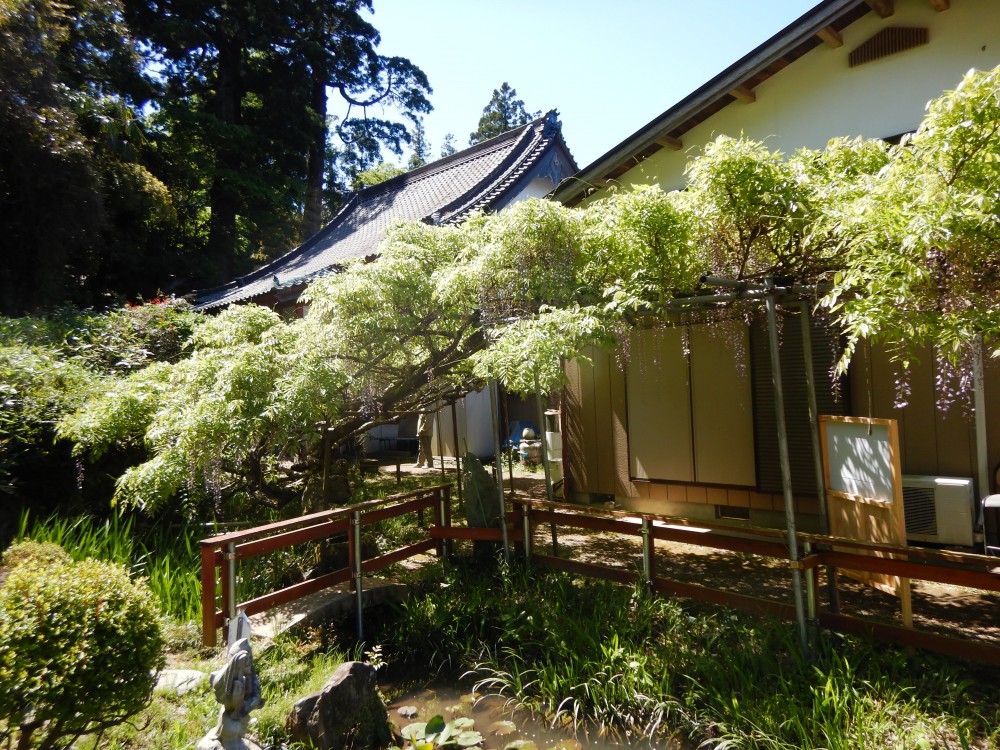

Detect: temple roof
[197,111,575,309]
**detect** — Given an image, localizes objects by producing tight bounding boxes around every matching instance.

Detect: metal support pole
[439,493,450,562]
[974,339,990,506]
[352,510,364,641]
[489,381,510,563]
[523,504,532,563]
[320,424,332,507]
[451,399,463,505]
[800,302,839,616]
[226,542,237,633]
[766,279,809,654]
[641,518,653,591]
[535,374,553,503]
[435,409,445,478]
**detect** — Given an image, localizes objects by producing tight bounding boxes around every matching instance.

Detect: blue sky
[349,0,819,169]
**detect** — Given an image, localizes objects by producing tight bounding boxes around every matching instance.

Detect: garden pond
[385,684,678,750]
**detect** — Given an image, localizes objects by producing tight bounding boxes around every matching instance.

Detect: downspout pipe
[973,339,990,519]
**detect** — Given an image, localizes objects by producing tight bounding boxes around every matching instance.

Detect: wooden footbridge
[199,483,1000,664]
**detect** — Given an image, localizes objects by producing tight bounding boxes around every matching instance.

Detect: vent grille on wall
[902,484,937,536]
[849,27,929,67]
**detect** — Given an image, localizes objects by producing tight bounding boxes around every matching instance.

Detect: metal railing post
[641,519,653,591]
[225,542,237,636]
[352,510,364,641]
[523,503,532,563]
[435,488,447,560]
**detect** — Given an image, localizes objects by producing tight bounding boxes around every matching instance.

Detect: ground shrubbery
[0,543,165,749]
[386,562,1000,749]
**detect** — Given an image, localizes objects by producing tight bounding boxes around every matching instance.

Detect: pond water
[385,684,680,750]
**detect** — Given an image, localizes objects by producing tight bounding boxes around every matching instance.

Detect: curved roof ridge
[442,113,567,222]
[351,115,545,201]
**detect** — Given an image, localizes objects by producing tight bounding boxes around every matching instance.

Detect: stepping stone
[155,668,208,696]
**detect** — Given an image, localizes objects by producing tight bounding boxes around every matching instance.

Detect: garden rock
[155,668,208,696]
[286,661,392,750]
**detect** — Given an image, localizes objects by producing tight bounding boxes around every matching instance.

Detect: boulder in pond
[286,661,393,750]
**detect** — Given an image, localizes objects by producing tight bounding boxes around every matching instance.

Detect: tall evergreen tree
[407,118,430,169]
[126,0,431,285]
[0,0,169,314]
[468,83,538,145]
[439,133,457,157]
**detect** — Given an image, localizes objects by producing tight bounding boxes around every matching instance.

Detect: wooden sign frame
[819,415,912,628]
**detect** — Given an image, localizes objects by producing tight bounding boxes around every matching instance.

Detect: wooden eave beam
[865,0,894,17]
[930,0,949,10]
[655,134,683,150]
[729,85,757,104]
[816,25,843,48]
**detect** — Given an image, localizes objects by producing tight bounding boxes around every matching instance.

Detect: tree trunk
[301,73,327,240]
[205,37,244,285]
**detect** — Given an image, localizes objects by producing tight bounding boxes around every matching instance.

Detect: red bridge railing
[199,484,455,646]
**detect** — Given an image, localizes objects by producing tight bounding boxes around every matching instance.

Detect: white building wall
[619,0,1000,192]
[511,175,558,202]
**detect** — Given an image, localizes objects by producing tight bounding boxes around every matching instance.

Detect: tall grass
[9,474,454,623]
[386,562,1000,749]
[14,511,203,621]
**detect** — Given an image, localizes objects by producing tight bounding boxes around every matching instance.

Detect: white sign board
[824,419,894,503]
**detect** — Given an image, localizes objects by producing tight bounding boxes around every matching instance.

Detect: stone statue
[415,411,434,468]
[197,638,265,750]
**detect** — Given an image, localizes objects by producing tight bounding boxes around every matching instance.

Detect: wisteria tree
[59,65,1000,519]
[822,66,1000,369]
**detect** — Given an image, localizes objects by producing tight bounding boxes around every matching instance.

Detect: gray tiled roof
[197,111,574,309]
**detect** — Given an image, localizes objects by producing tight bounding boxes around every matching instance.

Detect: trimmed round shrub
[0,556,165,748]
[0,540,72,570]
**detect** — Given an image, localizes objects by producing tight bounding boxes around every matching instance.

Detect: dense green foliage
[0,300,197,531]
[0,0,430,311]
[14,513,203,621]
[824,66,1000,368]
[0,539,71,569]
[0,551,165,749]
[387,565,1000,749]
[0,0,171,314]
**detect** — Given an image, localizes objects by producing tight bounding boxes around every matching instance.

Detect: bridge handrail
[200,483,452,646]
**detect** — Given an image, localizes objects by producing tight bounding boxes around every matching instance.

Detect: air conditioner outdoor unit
[901,475,975,547]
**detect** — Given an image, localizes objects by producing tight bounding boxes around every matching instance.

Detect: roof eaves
[553,0,869,205]
[192,193,362,310]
